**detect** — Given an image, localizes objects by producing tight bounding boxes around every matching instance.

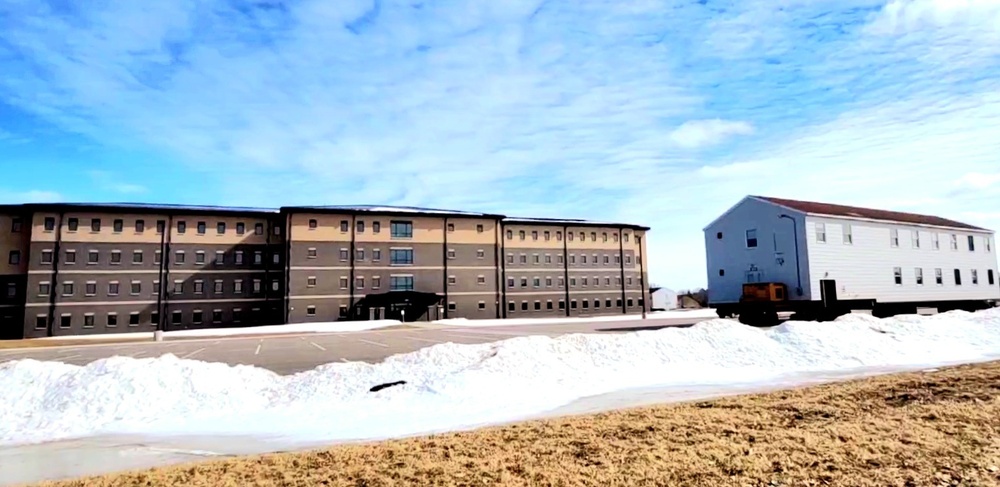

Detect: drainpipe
[442,217,449,319]
[562,225,570,317]
[618,227,627,314]
[46,212,65,337]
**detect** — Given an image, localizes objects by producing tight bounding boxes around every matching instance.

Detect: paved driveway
[0,315,711,375]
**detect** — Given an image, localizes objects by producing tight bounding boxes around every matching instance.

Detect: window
[212,310,223,324]
[38,282,50,296]
[172,311,183,325]
[194,280,204,294]
[41,250,53,264]
[113,219,124,233]
[448,223,455,233]
[479,301,486,310]
[151,311,160,325]
[988,269,995,285]
[356,276,365,289]
[912,230,920,248]
[235,251,244,265]
[520,254,527,264]
[273,225,282,236]
[534,301,541,310]
[986,237,992,252]
[35,315,47,329]
[192,311,202,325]
[197,221,207,234]
[950,234,958,250]
[340,276,349,289]
[357,220,365,233]
[390,248,413,265]
[215,251,225,264]
[339,248,349,261]
[44,217,56,231]
[131,281,142,295]
[254,251,262,264]
[570,300,577,309]
[533,277,540,287]
[623,233,630,242]
[507,278,515,288]
[255,223,264,235]
[307,306,317,316]
[253,278,262,292]
[133,250,143,264]
[214,280,224,293]
[236,222,246,235]
[531,230,538,240]
[447,249,456,259]
[843,224,852,244]
[372,276,381,289]
[175,251,186,263]
[339,305,349,317]
[157,220,166,234]
[569,277,576,287]
[153,281,160,294]
[915,268,923,285]
[933,233,940,250]
[506,254,514,264]
[448,302,457,311]
[477,275,486,285]
[340,220,349,232]
[85,282,97,296]
[135,220,145,233]
[519,230,526,240]
[627,298,634,307]
[110,250,121,265]
[217,222,226,234]
[890,228,899,247]
[954,269,962,285]
[581,277,588,286]
[84,314,95,328]
[178,221,187,234]
[373,221,381,233]
[390,275,414,291]
[196,251,206,264]
[558,300,566,310]
[235,280,244,293]
[971,269,978,285]
[60,314,71,328]
[373,249,382,261]
[62,282,74,296]
[4,283,13,298]
[477,249,485,259]
[129,313,140,326]
[390,221,413,238]
[273,253,281,264]
[307,248,317,259]
[308,219,318,229]
[968,235,975,251]
[64,250,76,264]
[815,223,826,243]
[91,218,101,232]
[893,267,902,285]
[11,217,22,233]
[109,282,121,295]
[521,301,529,311]
[590,232,597,241]
[533,254,540,264]
[557,231,563,241]
[521,277,528,287]
[506,230,513,240]
[155,251,161,264]
[8,250,19,265]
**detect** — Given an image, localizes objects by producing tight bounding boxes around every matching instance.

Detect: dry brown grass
[39,361,1000,487]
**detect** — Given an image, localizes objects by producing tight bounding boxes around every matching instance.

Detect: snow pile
[434,308,719,327]
[1,309,998,447]
[40,320,406,341]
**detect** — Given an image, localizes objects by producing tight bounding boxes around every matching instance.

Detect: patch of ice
[1,308,998,447]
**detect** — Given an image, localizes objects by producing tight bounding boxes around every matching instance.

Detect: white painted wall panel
[705,198,811,304]
[805,216,999,303]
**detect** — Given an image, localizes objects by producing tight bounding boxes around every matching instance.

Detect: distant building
[0,203,651,339]
[649,287,677,311]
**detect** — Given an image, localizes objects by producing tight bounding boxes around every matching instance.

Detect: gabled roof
[755,196,989,232]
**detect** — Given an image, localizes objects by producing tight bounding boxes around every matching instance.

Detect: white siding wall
[805,216,1000,303]
[705,198,811,304]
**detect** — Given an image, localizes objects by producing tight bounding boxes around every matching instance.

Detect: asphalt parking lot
[0,315,714,375]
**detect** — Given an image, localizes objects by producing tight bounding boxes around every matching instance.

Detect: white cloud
[88,171,147,195]
[868,0,1000,34]
[0,189,62,204]
[668,119,755,149]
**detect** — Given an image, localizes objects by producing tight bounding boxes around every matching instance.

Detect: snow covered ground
[2,308,998,452]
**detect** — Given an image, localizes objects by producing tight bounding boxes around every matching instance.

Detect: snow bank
[434,309,718,327]
[40,320,405,341]
[1,308,998,447]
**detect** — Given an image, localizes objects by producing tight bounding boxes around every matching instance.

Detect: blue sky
[1,0,998,290]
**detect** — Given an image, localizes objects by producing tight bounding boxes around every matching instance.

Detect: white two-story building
[704,195,999,318]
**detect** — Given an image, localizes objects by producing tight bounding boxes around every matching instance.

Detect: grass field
[37,360,1000,487]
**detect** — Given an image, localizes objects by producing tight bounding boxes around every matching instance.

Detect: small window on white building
[950,234,958,250]
[971,269,978,285]
[912,230,920,248]
[935,268,943,285]
[933,233,940,250]
[745,229,757,248]
[890,228,899,247]
[915,268,923,285]
[843,224,852,244]
[815,223,826,243]
[893,267,902,285]
[987,237,992,252]
[967,235,975,251]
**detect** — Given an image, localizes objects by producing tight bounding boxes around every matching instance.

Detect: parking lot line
[357,338,388,348]
[255,343,262,355]
[403,336,441,344]
[310,342,327,351]
[180,348,205,359]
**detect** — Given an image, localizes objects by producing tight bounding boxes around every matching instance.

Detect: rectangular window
[507,278,515,288]
[357,220,365,233]
[217,222,226,234]
[986,237,992,252]
[971,269,978,285]
[41,250,53,264]
[912,230,920,248]
[177,221,187,234]
[236,222,246,235]
[448,249,456,260]
[60,314,71,328]
[477,275,486,285]
[153,280,160,294]
[951,234,958,250]
[340,220,349,232]
[390,221,413,238]
[135,220,145,233]
[306,247,318,259]
[893,267,902,285]
[390,248,414,265]
[64,250,76,264]
[129,313,140,326]
[213,310,223,323]
[215,251,225,264]
[7,250,20,265]
[531,230,538,240]
[390,275,414,291]
[954,269,962,285]
[235,251,244,265]
[88,250,100,264]
[197,221,206,234]
[156,220,165,234]
[372,276,381,289]
[44,216,58,231]
[988,269,995,285]
[339,248,349,261]
[356,248,365,261]
[11,217,22,233]
[194,280,204,294]
[85,282,97,296]
[192,311,202,325]
[307,306,317,316]
[109,250,121,264]
[890,228,899,247]
[521,301,528,311]
[133,250,143,264]
[151,311,160,326]
[340,277,349,289]
[214,280,224,294]
[308,219,318,230]
[915,268,923,285]
[35,315,47,329]
[113,219,124,233]
[195,251,206,264]
[477,249,485,259]
[273,253,280,264]
[175,251,185,264]
[814,223,826,243]
[91,218,101,232]
[968,235,975,251]
[234,280,243,293]
[842,224,852,244]
[131,281,141,295]
[933,233,940,249]
[109,282,120,295]
[38,282,50,296]
[62,282,74,296]
[255,223,264,235]
[107,313,119,327]
[84,314,94,328]
[373,221,381,233]
[745,229,758,247]
[172,311,183,325]
[254,251,262,264]
[373,249,381,261]
[356,277,365,289]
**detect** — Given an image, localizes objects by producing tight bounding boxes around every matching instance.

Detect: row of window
[506,252,637,266]
[506,275,638,289]
[31,248,279,266]
[38,278,281,297]
[314,247,490,264]
[892,267,996,286]
[507,297,642,312]
[34,307,260,329]
[742,225,994,254]
[315,219,488,237]
[506,229,637,244]
[38,217,279,237]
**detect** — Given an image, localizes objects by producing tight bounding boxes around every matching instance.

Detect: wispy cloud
[0,0,997,289]
[0,189,62,204]
[88,170,147,195]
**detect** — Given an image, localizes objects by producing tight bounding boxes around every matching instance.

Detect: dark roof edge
[503,217,650,231]
[17,202,279,216]
[280,206,506,219]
